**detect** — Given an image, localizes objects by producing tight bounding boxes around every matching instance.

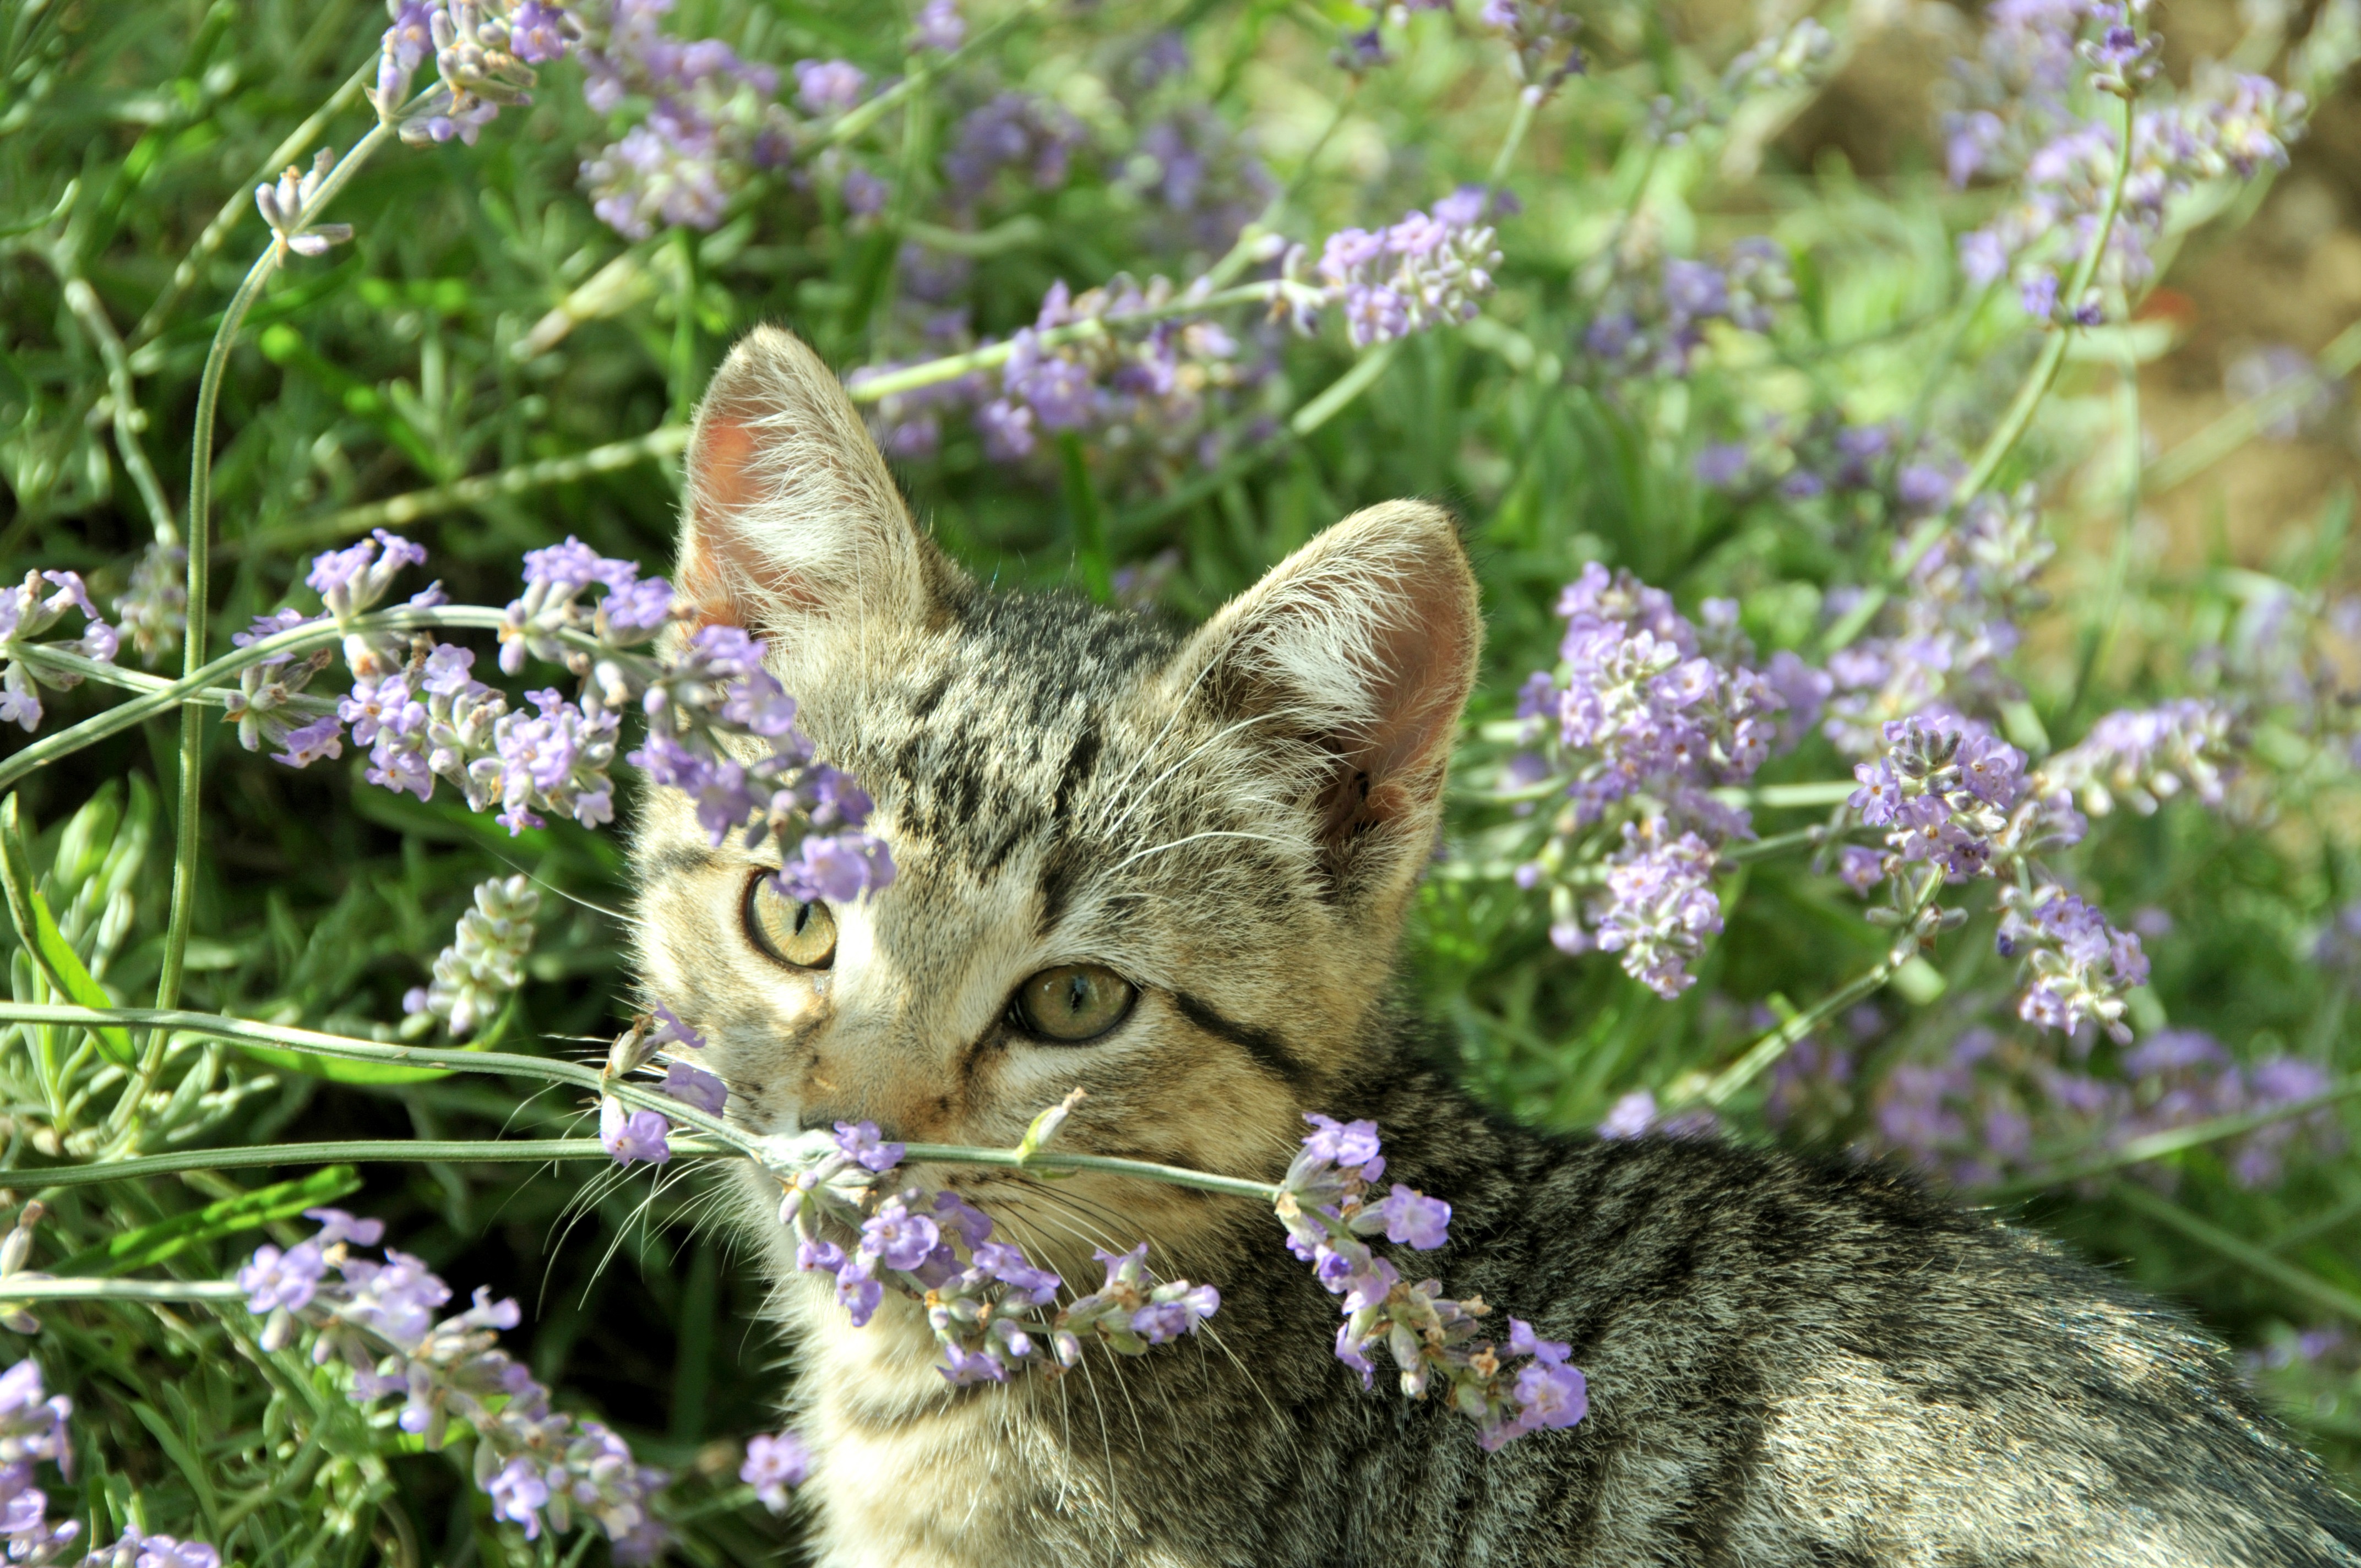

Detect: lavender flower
[661,1060,727,1115]
[0,1446,79,1567]
[1303,197,1504,349]
[1822,487,2053,754]
[498,536,667,674]
[110,542,187,665]
[2036,699,2238,815]
[375,0,575,145]
[399,874,540,1039]
[1868,1026,2342,1193]
[833,1119,904,1175]
[600,1096,673,1166]
[239,1211,667,1558]
[1478,0,1585,103]
[253,149,355,256]
[742,1431,810,1512]
[1647,18,1835,146]
[1508,564,1791,993]
[237,1240,328,1313]
[943,93,1086,201]
[1275,1116,1588,1448]
[1954,0,2311,324]
[1594,1087,1721,1140]
[577,1,787,239]
[1996,884,2150,1042]
[2224,344,2345,440]
[779,1110,1225,1386]
[1129,108,1276,257]
[1597,1089,1659,1139]
[1581,826,1724,998]
[791,58,866,116]
[0,1361,70,1467]
[1848,713,2029,883]
[0,570,122,733]
[910,0,962,52]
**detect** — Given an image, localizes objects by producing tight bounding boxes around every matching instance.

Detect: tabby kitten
[630,326,2361,1567]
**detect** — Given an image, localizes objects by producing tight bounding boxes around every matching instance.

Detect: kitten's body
[633,327,2361,1566]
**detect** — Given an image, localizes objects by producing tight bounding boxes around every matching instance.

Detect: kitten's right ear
[678,326,960,658]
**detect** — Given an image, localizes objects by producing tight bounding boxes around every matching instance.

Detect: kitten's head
[630,327,1479,1270]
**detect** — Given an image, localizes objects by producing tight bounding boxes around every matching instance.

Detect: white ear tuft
[1169,500,1482,902]
[678,326,959,658]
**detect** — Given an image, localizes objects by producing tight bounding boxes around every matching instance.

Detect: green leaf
[230,1042,453,1086]
[53,1167,361,1278]
[0,795,135,1066]
[1058,432,1113,603]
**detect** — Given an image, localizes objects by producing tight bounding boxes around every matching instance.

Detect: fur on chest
[781,1280,1210,1568]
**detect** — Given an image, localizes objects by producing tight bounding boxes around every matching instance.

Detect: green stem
[0,605,509,793]
[7,645,243,707]
[2109,1181,2361,1324]
[129,61,374,348]
[24,1137,731,1188]
[153,244,281,1047]
[0,1003,744,1146]
[0,1004,1290,1204]
[1483,93,1538,191]
[1821,81,2140,656]
[0,1278,246,1303]
[56,272,176,545]
[902,1143,1281,1202]
[1291,338,1402,438]
[1720,825,1825,863]
[1691,871,1941,1107]
[153,117,396,1082]
[1199,86,1360,294]
[1748,780,1861,809]
[2142,315,2361,494]
[223,425,693,560]
[1981,1075,2361,1202]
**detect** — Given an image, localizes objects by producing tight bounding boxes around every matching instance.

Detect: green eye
[745,876,838,970]
[1011,965,1137,1044]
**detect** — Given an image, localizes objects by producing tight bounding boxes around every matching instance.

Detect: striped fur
[629,327,2361,1567]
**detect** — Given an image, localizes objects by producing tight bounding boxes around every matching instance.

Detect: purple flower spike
[859,1196,943,1271]
[600,1097,673,1166]
[237,1242,327,1313]
[661,1061,728,1117]
[1378,1185,1452,1249]
[742,1431,810,1512]
[1131,1284,1220,1343]
[793,58,869,115]
[305,1206,387,1248]
[834,1120,906,1174]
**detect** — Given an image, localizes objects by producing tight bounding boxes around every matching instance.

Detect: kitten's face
[629,328,1478,1279]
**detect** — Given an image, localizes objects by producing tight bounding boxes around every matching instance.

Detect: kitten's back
[1303,1068,2361,1566]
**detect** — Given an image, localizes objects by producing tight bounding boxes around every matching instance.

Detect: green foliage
[1,0,2359,1557]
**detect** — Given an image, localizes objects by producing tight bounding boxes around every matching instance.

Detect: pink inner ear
[679,411,822,629]
[1311,562,1477,849]
[1358,602,1463,787]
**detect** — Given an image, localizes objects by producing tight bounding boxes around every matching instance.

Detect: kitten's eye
[1010,965,1137,1044]
[744,876,837,970]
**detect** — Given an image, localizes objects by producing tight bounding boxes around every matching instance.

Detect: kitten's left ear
[677,326,963,679]
[1168,500,1481,905]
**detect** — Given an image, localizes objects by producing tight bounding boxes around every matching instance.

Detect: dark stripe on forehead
[1170,990,1312,1090]
[1051,721,1102,823]
[640,844,721,879]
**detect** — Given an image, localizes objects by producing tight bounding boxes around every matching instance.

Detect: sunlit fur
[631,328,2361,1567]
